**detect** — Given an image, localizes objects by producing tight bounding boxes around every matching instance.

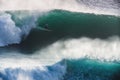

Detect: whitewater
[0,0,120,80]
[0,0,120,15]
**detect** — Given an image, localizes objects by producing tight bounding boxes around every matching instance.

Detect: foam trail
[0,0,120,16]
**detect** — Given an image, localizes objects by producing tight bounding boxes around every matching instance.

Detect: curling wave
[0,10,120,47]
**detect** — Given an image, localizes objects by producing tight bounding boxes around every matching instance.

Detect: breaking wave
[0,0,120,16]
[0,1,120,80]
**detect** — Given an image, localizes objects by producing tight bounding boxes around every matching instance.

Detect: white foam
[0,0,120,16]
[0,52,66,80]
[35,36,120,62]
[0,36,120,70]
[0,37,120,69]
[0,37,120,80]
[0,12,38,46]
[0,51,62,69]
[0,13,21,46]
[0,59,66,80]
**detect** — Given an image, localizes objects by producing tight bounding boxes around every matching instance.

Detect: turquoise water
[19,10,120,53]
[64,59,120,80]
[0,10,120,80]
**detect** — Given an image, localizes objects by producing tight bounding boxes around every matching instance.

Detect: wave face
[20,10,120,53]
[64,59,120,80]
[0,1,120,80]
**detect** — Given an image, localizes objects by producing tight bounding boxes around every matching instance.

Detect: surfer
[44,24,49,29]
[44,24,52,31]
[37,24,52,31]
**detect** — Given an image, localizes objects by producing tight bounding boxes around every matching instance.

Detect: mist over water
[0,0,120,80]
[0,0,120,16]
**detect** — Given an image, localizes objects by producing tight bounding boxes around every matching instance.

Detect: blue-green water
[0,9,120,80]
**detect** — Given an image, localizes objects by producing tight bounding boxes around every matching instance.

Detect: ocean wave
[64,59,120,80]
[20,10,120,53]
[0,58,120,80]
[0,10,120,48]
[0,1,120,80]
[0,60,66,80]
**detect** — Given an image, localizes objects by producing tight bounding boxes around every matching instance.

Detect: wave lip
[0,0,120,16]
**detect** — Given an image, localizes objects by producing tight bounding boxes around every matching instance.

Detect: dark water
[0,10,120,80]
[19,10,120,53]
[64,59,120,80]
